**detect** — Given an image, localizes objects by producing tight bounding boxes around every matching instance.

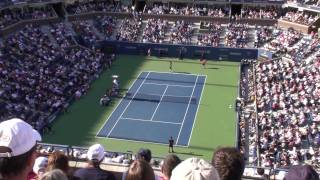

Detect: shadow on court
[206,67,219,70]
[205,83,238,88]
[173,71,191,74]
[173,151,203,157]
[188,145,215,151]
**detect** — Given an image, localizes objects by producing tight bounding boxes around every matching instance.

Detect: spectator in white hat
[0,118,41,180]
[170,158,220,180]
[73,144,115,180]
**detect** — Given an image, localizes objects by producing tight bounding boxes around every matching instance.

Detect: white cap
[33,156,48,174]
[87,144,105,161]
[171,158,220,180]
[0,118,41,157]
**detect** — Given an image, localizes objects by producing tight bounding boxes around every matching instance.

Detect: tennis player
[169,60,173,72]
[169,136,174,153]
[200,52,207,69]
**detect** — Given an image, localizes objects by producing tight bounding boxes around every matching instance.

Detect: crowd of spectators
[285,34,320,61]
[72,20,101,45]
[144,3,169,15]
[207,7,228,17]
[66,0,116,14]
[169,20,193,45]
[142,18,169,43]
[255,56,320,169]
[0,118,249,180]
[242,6,281,19]
[94,16,116,39]
[116,17,142,42]
[225,23,249,48]
[119,4,136,13]
[2,118,320,180]
[0,24,111,130]
[50,23,77,48]
[254,26,274,48]
[281,11,318,25]
[197,22,222,47]
[0,5,56,29]
[264,28,302,54]
[167,5,209,16]
[287,0,320,7]
[0,8,21,29]
[144,3,228,17]
[304,0,320,7]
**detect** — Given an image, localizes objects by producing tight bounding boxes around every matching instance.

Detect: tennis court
[97,71,206,146]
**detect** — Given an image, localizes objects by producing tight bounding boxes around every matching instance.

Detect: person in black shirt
[169,137,174,153]
[200,51,207,69]
[169,61,173,72]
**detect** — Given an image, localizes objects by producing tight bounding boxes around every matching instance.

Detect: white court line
[144,82,194,88]
[121,117,181,125]
[175,75,199,145]
[143,82,167,86]
[150,85,168,121]
[187,75,207,146]
[96,72,143,137]
[148,70,203,77]
[106,72,151,137]
[132,92,193,99]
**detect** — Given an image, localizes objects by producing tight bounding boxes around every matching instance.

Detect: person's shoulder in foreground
[284,164,319,180]
[170,157,220,180]
[74,144,116,180]
[0,118,42,180]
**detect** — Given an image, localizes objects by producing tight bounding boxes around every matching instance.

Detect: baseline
[144,82,194,88]
[107,72,151,137]
[96,72,144,137]
[121,117,182,125]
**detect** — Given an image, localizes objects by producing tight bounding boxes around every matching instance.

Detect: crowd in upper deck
[0,5,56,29]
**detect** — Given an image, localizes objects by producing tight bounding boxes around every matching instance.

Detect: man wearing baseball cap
[74,144,116,180]
[0,118,41,180]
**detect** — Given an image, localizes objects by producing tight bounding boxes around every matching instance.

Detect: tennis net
[125,92,197,104]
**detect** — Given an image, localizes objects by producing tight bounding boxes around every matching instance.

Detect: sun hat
[0,118,41,157]
[87,144,105,161]
[171,157,220,180]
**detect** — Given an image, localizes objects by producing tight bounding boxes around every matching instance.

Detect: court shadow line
[171,151,203,157]
[206,67,219,70]
[173,71,191,74]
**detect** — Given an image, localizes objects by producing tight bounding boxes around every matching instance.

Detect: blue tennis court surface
[97,71,206,146]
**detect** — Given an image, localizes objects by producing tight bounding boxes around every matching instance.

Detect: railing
[37,142,293,180]
[252,63,260,167]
